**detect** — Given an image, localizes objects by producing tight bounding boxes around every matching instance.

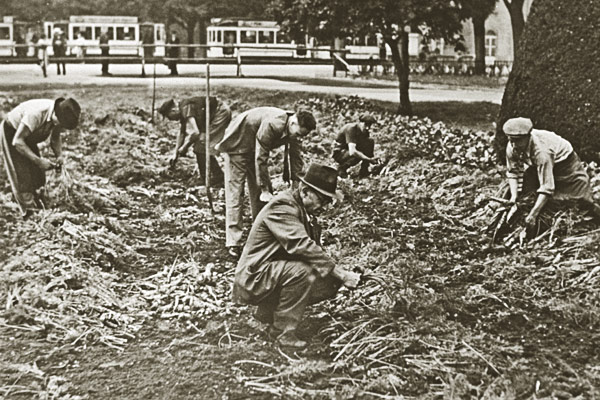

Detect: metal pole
[236,47,241,77]
[205,63,214,214]
[151,60,157,124]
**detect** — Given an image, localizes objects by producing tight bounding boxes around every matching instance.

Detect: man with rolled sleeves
[332,112,378,179]
[232,163,361,348]
[215,107,317,258]
[503,117,600,227]
[0,97,81,217]
[158,96,231,186]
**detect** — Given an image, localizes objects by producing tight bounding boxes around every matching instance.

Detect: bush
[496,0,600,162]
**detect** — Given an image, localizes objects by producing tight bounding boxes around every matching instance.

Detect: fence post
[236,46,242,77]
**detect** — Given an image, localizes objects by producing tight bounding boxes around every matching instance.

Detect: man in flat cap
[232,163,360,348]
[1,97,81,217]
[215,107,317,258]
[158,96,231,187]
[332,112,378,179]
[503,117,600,226]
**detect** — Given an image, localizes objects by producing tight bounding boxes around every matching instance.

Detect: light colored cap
[503,117,533,136]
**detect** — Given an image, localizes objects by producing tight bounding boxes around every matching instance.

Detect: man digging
[214,107,317,258]
[503,117,600,227]
[1,97,80,217]
[158,96,232,187]
[332,112,379,179]
[232,163,361,348]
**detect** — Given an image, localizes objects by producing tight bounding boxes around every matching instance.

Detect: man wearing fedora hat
[0,97,80,217]
[503,117,600,226]
[232,163,361,348]
[332,112,379,179]
[158,96,231,187]
[215,107,317,258]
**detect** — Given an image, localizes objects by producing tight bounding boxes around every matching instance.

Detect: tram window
[217,30,222,42]
[73,26,92,40]
[224,30,236,44]
[0,27,10,40]
[117,27,135,41]
[240,30,256,44]
[277,31,290,44]
[259,31,274,44]
[366,35,377,46]
[95,27,114,40]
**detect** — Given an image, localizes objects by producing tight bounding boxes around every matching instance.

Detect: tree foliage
[269,0,464,114]
[497,0,600,161]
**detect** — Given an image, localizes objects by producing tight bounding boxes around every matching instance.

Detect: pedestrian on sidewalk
[158,96,232,186]
[232,163,360,349]
[167,31,180,76]
[0,98,81,217]
[332,112,378,179]
[52,28,67,75]
[99,29,111,76]
[214,107,317,258]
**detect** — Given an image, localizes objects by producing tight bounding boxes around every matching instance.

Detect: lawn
[1,85,598,399]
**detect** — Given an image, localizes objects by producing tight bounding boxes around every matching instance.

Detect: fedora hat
[503,117,533,137]
[54,97,80,130]
[299,163,342,201]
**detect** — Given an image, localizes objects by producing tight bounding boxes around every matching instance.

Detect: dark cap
[158,99,175,117]
[359,112,377,125]
[54,97,80,130]
[299,163,342,201]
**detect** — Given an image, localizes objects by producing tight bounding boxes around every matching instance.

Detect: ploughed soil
[1,86,599,400]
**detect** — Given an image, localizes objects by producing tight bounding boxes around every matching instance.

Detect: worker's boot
[276,330,307,349]
[358,162,370,179]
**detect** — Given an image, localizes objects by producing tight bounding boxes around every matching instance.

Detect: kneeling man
[232,163,360,348]
[332,112,378,178]
[503,117,600,226]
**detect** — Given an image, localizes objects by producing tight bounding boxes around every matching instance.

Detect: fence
[0,43,513,78]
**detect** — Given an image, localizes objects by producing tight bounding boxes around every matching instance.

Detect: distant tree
[502,0,525,53]
[458,0,497,75]
[269,0,463,115]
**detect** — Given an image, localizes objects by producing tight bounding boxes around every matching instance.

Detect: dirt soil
[1,86,599,400]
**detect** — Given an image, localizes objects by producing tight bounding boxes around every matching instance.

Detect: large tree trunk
[186,17,196,58]
[497,0,600,162]
[472,15,486,75]
[388,33,412,115]
[503,0,525,54]
[198,18,207,58]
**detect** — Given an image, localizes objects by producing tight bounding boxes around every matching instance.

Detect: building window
[485,30,497,57]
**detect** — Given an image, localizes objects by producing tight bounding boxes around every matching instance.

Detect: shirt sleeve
[505,143,523,180]
[344,125,360,144]
[288,137,304,182]
[20,111,44,133]
[534,153,556,196]
[255,119,282,193]
[263,200,336,278]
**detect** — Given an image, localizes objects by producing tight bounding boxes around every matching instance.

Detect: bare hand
[525,213,537,228]
[38,158,57,171]
[369,157,379,165]
[168,155,178,168]
[259,191,274,202]
[343,271,361,289]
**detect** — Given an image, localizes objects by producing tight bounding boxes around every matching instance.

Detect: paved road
[0,64,504,104]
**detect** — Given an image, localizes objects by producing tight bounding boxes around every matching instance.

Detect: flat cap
[359,112,377,124]
[503,117,533,136]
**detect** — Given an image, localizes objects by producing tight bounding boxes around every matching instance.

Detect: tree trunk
[391,32,412,115]
[503,0,525,56]
[472,15,486,75]
[198,18,207,58]
[186,17,196,58]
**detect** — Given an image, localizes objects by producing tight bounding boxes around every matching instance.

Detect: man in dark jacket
[215,107,317,258]
[158,96,231,186]
[99,30,110,76]
[232,163,360,348]
[52,28,66,75]
[332,112,378,178]
[167,31,180,76]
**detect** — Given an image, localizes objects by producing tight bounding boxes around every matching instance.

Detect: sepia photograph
[0,0,598,398]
